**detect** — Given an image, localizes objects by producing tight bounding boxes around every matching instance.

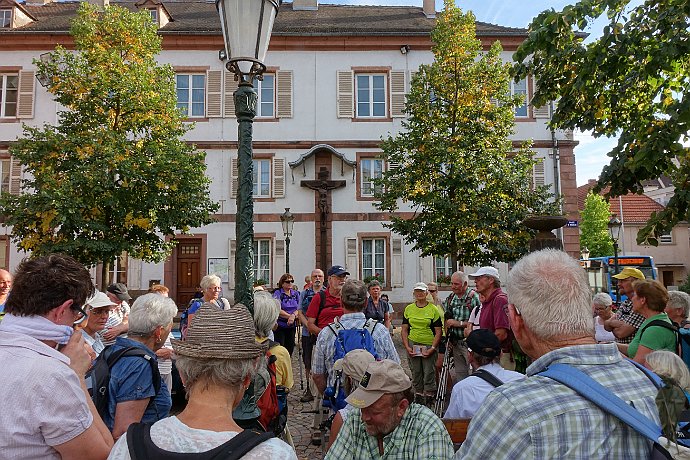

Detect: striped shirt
[615,300,646,344]
[325,403,454,460]
[456,343,658,459]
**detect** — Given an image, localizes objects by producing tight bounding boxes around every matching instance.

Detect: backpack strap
[109,346,162,413]
[538,363,672,457]
[126,423,274,460]
[315,290,327,325]
[327,318,344,337]
[471,369,504,388]
[639,319,679,352]
[363,317,379,335]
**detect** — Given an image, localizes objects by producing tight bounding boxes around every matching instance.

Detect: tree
[513,0,690,245]
[375,0,556,268]
[1,4,218,286]
[580,191,613,257]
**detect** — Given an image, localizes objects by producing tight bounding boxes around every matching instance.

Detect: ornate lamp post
[216,0,281,314]
[608,215,623,305]
[280,208,295,274]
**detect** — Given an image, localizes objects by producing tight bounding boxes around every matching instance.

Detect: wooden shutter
[532,158,546,189]
[337,70,354,118]
[276,70,293,118]
[391,237,404,288]
[390,70,406,118]
[228,239,236,289]
[419,256,434,286]
[224,71,239,118]
[9,156,22,195]
[273,157,285,198]
[17,70,35,119]
[230,157,238,198]
[532,78,550,119]
[274,239,285,284]
[206,70,222,118]
[345,237,358,277]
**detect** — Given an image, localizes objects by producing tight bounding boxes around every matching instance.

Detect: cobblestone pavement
[287,324,412,460]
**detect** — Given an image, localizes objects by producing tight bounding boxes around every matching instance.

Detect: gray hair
[128,293,178,337]
[341,279,367,311]
[507,250,594,341]
[176,354,264,397]
[253,290,280,338]
[200,274,222,291]
[668,291,690,320]
[451,271,468,285]
[592,292,613,307]
[646,350,690,390]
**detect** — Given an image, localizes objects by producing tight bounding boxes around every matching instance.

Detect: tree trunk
[101,259,111,290]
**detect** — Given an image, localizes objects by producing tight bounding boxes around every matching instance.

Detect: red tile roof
[577,181,664,225]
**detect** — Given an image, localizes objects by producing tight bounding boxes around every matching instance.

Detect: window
[435,256,452,281]
[252,74,275,118]
[361,158,383,197]
[511,78,528,117]
[660,231,673,244]
[0,159,9,193]
[362,238,386,281]
[253,239,271,283]
[0,237,7,270]
[356,74,386,118]
[0,9,11,28]
[148,8,158,23]
[176,74,205,118]
[253,159,271,197]
[0,74,18,118]
[109,254,128,284]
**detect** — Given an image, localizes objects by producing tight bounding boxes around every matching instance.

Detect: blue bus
[580,255,658,301]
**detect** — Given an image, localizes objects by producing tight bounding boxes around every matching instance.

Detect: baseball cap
[468,266,500,280]
[612,267,645,280]
[346,360,412,409]
[466,329,501,358]
[86,291,118,309]
[107,282,132,301]
[413,282,428,291]
[327,265,350,277]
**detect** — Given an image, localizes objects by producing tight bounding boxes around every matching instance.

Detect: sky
[332,0,620,186]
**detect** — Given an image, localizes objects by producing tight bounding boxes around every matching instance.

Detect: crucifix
[301,166,346,271]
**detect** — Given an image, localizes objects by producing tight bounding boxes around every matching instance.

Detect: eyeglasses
[429,290,437,293]
[72,304,89,326]
[208,286,222,291]
[284,279,294,283]
[89,307,113,316]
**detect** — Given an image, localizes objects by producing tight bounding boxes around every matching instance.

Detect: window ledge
[351,117,393,123]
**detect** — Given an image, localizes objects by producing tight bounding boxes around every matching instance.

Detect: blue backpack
[322,318,380,411]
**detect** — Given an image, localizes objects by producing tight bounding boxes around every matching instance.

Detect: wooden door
[176,239,201,310]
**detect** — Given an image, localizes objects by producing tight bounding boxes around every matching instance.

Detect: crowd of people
[2,250,690,459]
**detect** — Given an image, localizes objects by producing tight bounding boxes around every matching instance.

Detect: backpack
[639,319,681,355]
[313,290,328,329]
[180,298,230,339]
[126,423,274,460]
[471,369,504,387]
[322,318,380,411]
[87,346,161,421]
[539,362,690,459]
[256,342,287,436]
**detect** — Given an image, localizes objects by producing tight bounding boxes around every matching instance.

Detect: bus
[579,255,658,301]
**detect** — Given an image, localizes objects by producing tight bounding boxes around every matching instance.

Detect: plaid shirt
[442,288,481,341]
[325,403,454,460]
[615,299,646,344]
[312,312,400,385]
[456,343,659,459]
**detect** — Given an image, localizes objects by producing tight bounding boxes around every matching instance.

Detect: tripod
[434,344,454,417]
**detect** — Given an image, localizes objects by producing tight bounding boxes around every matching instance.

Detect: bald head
[0,269,12,301]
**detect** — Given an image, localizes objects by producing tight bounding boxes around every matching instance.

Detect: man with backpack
[443,271,481,382]
[298,268,325,403]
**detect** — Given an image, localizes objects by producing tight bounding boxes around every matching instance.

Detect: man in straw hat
[325,359,453,459]
[603,267,646,344]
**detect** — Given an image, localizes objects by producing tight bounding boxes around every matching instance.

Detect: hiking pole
[297,324,304,390]
[434,344,453,417]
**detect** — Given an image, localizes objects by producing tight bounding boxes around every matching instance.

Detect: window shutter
[274,239,285,283]
[391,238,404,288]
[230,157,238,198]
[390,70,406,118]
[273,157,285,198]
[337,70,354,118]
[224,71,239,118]
[532,78,550,119]
[17,70,35,119]
[9,156,22,195]
[206,70,222,118]
[532,158,545,189]
[228,239,236,289]
[345,237,358,277]
[419,256,434,285]
[276,70,293,118]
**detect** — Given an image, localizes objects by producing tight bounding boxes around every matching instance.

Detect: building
[0,0,580,306]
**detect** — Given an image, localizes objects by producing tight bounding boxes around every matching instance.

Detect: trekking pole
[297,324,304,390]
[434,344,453,417]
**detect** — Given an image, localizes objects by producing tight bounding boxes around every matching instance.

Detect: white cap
[86,291,117,309]
[413,282,428,291]
[468,267,500,280]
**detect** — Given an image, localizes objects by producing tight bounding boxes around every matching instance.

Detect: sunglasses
[284,279,294,283]
[429,289,437,293]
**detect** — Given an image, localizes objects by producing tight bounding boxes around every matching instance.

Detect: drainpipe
[550,101,562,240]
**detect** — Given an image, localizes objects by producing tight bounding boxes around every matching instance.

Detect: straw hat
[172,302,266,359]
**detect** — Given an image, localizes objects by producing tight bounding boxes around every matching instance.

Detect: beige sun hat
[171,302,266,359]
[346,359,412,409]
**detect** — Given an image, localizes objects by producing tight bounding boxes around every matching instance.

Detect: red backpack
[256,343,287,435]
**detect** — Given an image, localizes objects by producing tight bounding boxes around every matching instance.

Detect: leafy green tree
[580,191,613,257]
[375,0,556,268]
[513,0,690,245]
[1,4,217,286]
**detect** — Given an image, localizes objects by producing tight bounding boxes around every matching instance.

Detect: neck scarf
[0,313,74,344]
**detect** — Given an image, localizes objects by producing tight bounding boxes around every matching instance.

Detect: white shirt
[108,416,297,459]
[594,316,616,343]
[444,363,524,419]
[157,336,173,375]
[81,329,105,356]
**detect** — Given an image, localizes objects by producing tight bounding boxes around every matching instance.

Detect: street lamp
[608,215,623,305]
[580,246,590,269]
[216,0,281,314]
[280,207,295,274]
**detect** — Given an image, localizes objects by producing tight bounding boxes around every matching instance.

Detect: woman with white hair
[108,303,297,459]
[592,292,616,343]
[182,274,230,338]
[102,293,178,439]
